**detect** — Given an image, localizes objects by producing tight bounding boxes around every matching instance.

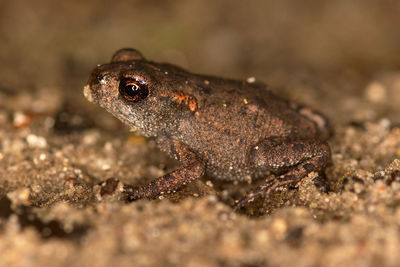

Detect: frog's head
[84,48,194,136]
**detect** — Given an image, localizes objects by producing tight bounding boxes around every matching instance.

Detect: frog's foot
[235,137,331,211]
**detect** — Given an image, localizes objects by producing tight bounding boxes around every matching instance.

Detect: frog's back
[185,73,318,139]
[172,73,319,181]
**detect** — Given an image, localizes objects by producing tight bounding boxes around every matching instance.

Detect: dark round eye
[119,78,148,102]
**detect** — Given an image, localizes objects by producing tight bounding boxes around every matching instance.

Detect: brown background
[1,1,400,267]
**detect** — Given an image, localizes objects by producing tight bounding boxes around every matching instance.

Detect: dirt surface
[1,1,400,267]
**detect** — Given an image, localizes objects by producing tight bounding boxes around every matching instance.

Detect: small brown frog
[84,48,331,208]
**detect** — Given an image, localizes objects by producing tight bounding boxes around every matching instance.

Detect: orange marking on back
[170,92,198,112]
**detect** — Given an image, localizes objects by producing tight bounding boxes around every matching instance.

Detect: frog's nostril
[93,73,109,86]
[88,67,106,86]
[96,74,105,83]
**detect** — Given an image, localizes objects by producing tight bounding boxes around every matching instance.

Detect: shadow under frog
[84,48,331,209]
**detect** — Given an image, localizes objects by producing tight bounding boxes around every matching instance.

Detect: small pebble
[246,77,256,83]
[26,134,47,148]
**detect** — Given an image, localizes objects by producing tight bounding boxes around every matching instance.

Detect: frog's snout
[84,66,107,103]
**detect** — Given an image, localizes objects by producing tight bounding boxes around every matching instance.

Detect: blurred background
[0,0,400,124]
[2,2,400,265]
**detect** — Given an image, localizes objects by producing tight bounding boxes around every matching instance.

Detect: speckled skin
[84,48,331,207]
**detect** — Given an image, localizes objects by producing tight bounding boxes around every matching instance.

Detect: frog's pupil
[126,83,139,97]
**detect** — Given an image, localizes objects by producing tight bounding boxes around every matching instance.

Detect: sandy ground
[1,1,400,267]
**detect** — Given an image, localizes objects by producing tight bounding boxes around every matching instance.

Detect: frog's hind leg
[235,137,331,210]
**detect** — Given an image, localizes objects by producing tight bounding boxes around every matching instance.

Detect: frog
[83,48,331,209]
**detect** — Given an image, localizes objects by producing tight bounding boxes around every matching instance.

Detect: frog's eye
[119,78,148,102]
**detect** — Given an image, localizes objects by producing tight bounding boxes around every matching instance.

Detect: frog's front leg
[123,139,205,201]
[236,137,331,209]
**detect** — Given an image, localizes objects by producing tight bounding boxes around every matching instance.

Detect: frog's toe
[234,180,275,211]
[122,185,143,202]
[99,177,121,196]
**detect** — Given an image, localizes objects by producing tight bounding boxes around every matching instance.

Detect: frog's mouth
[83,85,94,103]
